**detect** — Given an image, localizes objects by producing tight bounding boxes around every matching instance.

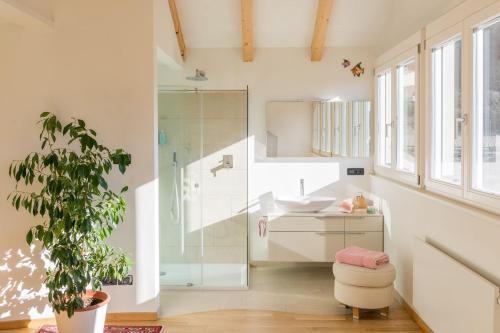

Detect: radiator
[413,238,500,333]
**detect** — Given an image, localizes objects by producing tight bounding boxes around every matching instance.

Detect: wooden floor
[10,303,422,333]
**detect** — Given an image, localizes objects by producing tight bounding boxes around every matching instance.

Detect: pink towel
[339,199,354,213]
[258,216,267,237]
[335,246,389,269]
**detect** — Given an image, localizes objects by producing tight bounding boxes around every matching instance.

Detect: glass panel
[158,91,203,286]
[159,90,248,288]
[377,72,391,167]
[473,17,500,195]
[200,91,248,287]
[431,38,462,185]
[397,59,417,174]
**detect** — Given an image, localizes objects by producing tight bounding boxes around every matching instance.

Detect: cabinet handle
[315,231,344,235]
[346,232,366,235]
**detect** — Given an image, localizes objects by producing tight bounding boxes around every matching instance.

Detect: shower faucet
[210,154,233,177]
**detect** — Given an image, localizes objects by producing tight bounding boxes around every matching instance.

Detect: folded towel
[339,199,354,213]
[335,246,389,269]
[258,216,268,237]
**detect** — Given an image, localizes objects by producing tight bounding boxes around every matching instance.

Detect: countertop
[264,209,382,218]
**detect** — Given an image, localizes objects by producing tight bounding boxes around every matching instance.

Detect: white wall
[0,0,157,321]
[157,47,375,260]
[157,47,374,155]
[155,0,183,69]
[371,176,500,303]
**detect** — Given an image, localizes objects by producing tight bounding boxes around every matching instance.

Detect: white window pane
[473,17,500,195]
[397,59,416,174]
[377,72,391,166]
[431,38,462,185]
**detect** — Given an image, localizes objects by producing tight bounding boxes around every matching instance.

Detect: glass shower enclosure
[158,89,248,288]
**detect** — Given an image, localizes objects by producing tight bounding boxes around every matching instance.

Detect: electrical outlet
[102,277,118,286]
[118,275,133,286]
[347,168,364,176]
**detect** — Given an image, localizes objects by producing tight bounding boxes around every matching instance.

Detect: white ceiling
[176,0,465,51]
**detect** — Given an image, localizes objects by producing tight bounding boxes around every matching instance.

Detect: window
[431,37,462,185]
[396,59,417,174]
[375,34,420,186]
[377,71,392,167]
[473,16,500,195]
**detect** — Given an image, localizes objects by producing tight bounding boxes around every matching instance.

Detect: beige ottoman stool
[333,262,396,319]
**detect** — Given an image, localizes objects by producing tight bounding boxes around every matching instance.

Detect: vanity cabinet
[267,214,383,262]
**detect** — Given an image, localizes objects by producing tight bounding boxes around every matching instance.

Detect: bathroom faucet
[300,179,304,197]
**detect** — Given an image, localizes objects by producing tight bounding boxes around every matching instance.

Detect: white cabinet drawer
[268,231,344,262]
[345,216,383,232]
[345,231,383,252]
[268,216,344,232]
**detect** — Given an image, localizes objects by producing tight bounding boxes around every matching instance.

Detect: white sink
[274,196,336,213]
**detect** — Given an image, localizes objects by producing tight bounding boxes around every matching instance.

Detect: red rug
[37,325,164,333]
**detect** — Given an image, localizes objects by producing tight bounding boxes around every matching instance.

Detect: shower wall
[158,90,248,288]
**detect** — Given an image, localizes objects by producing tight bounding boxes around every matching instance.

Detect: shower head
[186,69,208,81]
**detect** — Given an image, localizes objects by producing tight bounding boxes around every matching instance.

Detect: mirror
[266,100,371,158]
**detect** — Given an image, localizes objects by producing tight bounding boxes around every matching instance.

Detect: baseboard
[0,319,31,330]
[0,312,158,330]
[395,291,433,333]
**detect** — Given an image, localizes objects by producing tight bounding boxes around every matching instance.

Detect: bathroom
[2,0,500,332]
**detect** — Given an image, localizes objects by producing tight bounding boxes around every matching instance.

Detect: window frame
[375,70,392,168]
[463,3,500,213]
[424,23,465,199]
[374,45,421,186]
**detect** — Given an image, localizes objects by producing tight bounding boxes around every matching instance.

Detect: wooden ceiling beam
[241,0,253,62]
[168,0,186,61]
[311,0,333,61]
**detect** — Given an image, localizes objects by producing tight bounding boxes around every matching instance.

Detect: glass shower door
[200,91,248,288]
[159,89,248,289]
[158,91,203,286]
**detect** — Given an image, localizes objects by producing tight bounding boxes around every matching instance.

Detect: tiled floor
[160,263,349,316]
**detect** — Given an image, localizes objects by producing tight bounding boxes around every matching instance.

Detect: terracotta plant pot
[54,290,110,333]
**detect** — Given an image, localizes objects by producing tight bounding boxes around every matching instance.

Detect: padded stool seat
[333,262,396,288]
[332,262,396,319]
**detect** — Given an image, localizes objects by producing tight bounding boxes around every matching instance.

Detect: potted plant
[8,112,132,333]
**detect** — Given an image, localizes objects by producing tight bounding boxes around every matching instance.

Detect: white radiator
[413,238,500,333]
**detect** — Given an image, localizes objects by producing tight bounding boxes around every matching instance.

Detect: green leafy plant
[8,112,132,317]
